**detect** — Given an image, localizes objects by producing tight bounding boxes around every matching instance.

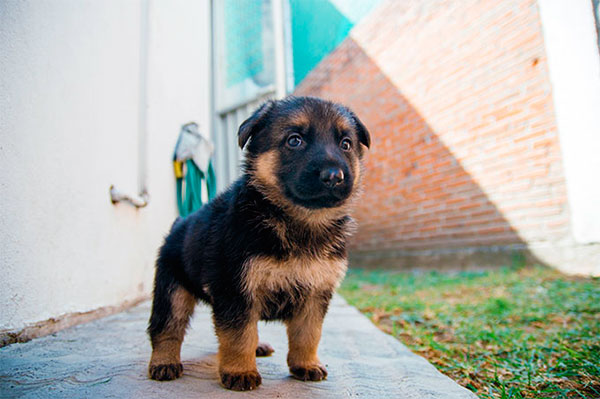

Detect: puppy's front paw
[149,363,183,381]
[256,342,275,357]
[220,370,262,391]
[290,364,328,381]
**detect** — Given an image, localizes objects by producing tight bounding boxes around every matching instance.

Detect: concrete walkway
[1,296,477,399]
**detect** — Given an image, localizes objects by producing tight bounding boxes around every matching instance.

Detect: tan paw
[290,364,328,381]
[220,370,262,391]
[255,342,275,357]
[149,363,183,381]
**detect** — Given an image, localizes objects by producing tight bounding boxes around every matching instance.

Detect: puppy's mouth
[284,186,349,209]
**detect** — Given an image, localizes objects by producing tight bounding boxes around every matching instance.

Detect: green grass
[338,266,600,399]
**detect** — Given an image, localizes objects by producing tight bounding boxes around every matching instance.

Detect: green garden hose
[175,159,217,217]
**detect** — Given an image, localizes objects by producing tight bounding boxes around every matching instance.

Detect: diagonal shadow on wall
[295,38,545,269]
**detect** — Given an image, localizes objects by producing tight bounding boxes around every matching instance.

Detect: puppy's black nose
[320,167,344,187]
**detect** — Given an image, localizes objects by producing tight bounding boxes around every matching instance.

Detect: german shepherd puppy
[147,96,370,391]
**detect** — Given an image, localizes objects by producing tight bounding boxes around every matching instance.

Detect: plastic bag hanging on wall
[173,123,217,217]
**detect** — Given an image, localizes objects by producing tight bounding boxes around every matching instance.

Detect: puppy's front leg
[286,295,330,381]
[215,319,261,391]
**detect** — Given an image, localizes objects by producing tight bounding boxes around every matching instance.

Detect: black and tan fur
[147,96,370,391]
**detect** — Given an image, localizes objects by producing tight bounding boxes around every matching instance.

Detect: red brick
[294,0,568,255]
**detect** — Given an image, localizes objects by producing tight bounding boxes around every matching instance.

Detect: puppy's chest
[242,255,347,298]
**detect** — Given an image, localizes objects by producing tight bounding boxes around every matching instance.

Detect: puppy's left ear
[238,100,275,149]
[351,112,371,149]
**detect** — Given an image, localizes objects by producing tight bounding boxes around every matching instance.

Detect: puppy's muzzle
[320,167,344,188]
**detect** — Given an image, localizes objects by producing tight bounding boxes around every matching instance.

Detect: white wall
[538,0,600,244]
[0,0,211,332]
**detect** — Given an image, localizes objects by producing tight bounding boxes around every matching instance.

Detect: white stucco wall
[538,0,600,244]
[0,0,211,332]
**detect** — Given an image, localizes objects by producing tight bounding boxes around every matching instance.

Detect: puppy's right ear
[238,100,275,149]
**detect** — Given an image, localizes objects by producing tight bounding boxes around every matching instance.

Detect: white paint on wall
[0,0,212,332]
[538,0,600,244]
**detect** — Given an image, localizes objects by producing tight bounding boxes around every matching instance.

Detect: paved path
[1,296,477,398]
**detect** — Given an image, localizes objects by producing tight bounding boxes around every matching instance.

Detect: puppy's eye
[287,134,303,148]
[340,138,352,151]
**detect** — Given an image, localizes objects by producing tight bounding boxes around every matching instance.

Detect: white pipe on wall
[272,0,288,99]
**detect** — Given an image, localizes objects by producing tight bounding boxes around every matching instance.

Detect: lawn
[338,265,600,399]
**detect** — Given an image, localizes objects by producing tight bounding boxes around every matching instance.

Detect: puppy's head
[239,97,370,212]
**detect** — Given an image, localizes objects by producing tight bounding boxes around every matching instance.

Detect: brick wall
[295,0,570,268]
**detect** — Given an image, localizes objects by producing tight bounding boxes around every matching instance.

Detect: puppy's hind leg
[147,262,196,381]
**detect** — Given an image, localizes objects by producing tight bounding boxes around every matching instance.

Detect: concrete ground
[1,296,477,399]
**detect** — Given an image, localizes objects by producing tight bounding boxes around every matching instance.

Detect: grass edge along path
[338,266,600,399]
